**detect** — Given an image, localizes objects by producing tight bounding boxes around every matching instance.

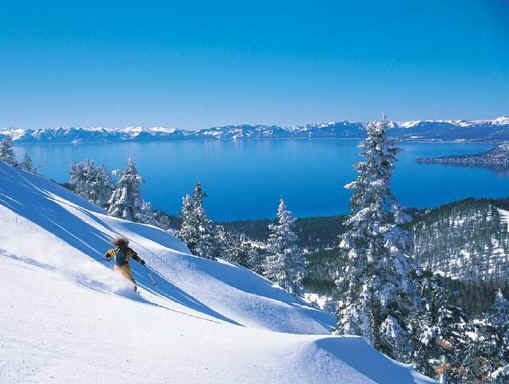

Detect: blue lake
[14,140,509,221]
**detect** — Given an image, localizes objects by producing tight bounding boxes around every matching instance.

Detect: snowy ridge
[411,201,509,281]
[0,162,433,383]
[2,116,509,143]
[397,117,509,128]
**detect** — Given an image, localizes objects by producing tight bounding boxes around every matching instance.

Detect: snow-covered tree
[409,274,509,383]
[490,289,509,330]
[487,290,509,373]
[70,162,84,190]
[95,165,116,207]
[334,118,422,363]
[408,271,450,379]
[108,156,151,221]
[217,229,252,267]
[136,201,158,226]
[21,152,35,173]
[465,318,502,383]
[216,227,236,263]
[151,209,179,232]
[263,198,306,295]
[176,183,220,259]
[247,244,266,275]
[457,291,509,383]
[0,136,17,166]
[70,160,115,208]
[216,225,266,271]
[391,201,412,224]
[492,364,509,383]
[70,161,91,199]
[177,194,198,249]
[431,305,473,383]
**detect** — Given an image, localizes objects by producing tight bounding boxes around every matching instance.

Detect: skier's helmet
[112,236,129,248]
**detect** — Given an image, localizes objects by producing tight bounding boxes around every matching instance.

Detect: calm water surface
[14,140,508,221]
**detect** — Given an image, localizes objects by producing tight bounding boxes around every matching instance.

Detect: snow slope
[0,162,434,384]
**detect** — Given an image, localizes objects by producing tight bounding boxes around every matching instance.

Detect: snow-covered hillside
[0,162,434,383]
[499,209,509,232]
[2,116,509,143]
[416,143,509,168]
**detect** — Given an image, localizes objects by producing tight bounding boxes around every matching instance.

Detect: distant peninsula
[416,143,509,169]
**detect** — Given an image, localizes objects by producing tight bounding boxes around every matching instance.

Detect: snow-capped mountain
[389,117,509,141]
[0,162,434,384]
[2,117,508,143]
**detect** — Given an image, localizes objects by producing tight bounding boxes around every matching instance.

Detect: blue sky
[1,0,508,130]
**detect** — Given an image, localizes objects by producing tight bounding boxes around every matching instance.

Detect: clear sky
[1,0,508,130]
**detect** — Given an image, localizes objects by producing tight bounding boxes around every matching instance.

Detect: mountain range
[2,116,509,143]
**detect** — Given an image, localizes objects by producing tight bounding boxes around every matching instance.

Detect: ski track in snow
[0,162,434,384]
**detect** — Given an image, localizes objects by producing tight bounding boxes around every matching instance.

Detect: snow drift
[0,162,434,383]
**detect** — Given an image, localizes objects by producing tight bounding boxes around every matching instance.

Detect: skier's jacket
[105,247,143,267]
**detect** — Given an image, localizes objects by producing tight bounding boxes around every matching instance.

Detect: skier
[105,237,146,291]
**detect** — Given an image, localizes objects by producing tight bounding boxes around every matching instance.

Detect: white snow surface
[0,162,434,384]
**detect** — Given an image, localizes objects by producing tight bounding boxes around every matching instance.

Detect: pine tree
[136,201,158,226]
[247,243,266,275]
[431,305,473,383]
[334,118,421,363]
[69,161,87,196]
[108,156,150,221]
[464,317,500,383]
[177,194,197,247]
[488,290,509,373]
[70,160,115,209]
[490,289,509,330]
[94,165,116,208]
[408,272,469,382]
[492,364,509,383]
[216,227,236,263]
[263,198,306,295]
[21,152,35,173]
[176,183,219,259]
[408,273,508,383]
[217,229,256,268]
[0,136,17,166]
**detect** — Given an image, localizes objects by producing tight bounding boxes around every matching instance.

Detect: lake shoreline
[18,140,509,221]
